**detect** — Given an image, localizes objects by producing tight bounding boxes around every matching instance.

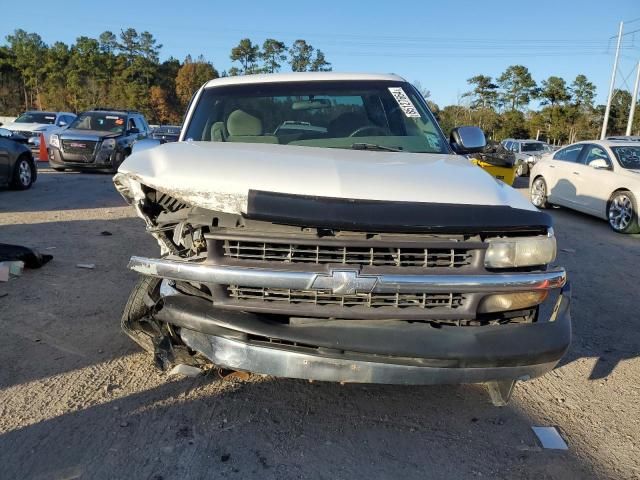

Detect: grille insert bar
[223,240,472,268]
[227,285,464,309]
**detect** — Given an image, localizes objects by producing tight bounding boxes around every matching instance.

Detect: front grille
[222,240,472,268]
[227,286,465,309]
[62,140,97,155]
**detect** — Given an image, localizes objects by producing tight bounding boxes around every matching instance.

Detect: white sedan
[529,140,640,233]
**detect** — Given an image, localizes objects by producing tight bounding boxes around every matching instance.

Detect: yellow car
[469,156,517,186]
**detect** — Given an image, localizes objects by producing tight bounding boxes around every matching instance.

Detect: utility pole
[601,21,624,140]
[626,60,640,136]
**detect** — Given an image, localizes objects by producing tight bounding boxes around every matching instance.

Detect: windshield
[611,146,640,169]
[184,81,449,154]
[521,142,545,152]
[69,112,126,133]
[15,112,56,124]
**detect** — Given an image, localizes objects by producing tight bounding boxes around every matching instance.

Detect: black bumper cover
[155,285,571,370]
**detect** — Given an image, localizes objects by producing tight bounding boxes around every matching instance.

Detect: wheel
[607,191,640,234]
[121,275,163,353]
[9,155,35,190]
[530,176,549,209]
[109,151,126,173]
[121,276,206,370]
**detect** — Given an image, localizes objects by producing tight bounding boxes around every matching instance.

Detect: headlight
[478,291,549,313]
[485,231,556,268]
[49,134,60,148]
[102,138,116,149]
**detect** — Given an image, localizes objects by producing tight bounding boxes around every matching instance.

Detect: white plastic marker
[388,87,421,118]
[531,426,568,450]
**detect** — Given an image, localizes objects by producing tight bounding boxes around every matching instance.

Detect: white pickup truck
[114,73,570,406]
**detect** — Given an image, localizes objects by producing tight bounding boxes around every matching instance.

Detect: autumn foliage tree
[175,55,218,109]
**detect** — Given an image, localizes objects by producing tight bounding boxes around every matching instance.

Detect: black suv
[48,109,150,172]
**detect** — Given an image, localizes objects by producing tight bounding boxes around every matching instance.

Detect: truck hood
[116,141,536,214]
[59,129,119,141]
[4,122,52,132]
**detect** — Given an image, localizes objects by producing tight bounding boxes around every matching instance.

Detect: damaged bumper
[132,251,570,384]
[155,284,571,384]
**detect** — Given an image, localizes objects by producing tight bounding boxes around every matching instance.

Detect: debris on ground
[0,264,8,282]
[531,426,569,450]
[0,244,53,268]
[100,231,113,236]
[221,370,251,382]
[76,263,96,269]
[0,261,24,282]
[560,248,576,254]
[168,364,202,378]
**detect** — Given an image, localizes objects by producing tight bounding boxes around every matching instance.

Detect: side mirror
[589,158,610,170]
[450,126,486,154]
[128,127,140,135]
[58,121,67,127]
[0,127,12,137]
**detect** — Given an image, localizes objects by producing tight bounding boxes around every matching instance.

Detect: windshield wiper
[350,143,403,152]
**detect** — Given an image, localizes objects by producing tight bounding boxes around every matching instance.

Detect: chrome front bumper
[128,255,567,295]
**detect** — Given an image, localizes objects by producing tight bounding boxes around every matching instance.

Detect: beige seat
[226,109,278,144]
[210,122,227,141]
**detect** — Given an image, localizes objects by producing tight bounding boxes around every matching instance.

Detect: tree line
[0,29,331,124]
[0,28,637,141]
[431,65,639,144]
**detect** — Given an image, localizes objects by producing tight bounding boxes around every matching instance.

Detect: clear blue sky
[2,0,639,107]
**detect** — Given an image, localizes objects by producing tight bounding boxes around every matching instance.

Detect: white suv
[3,111,76,153]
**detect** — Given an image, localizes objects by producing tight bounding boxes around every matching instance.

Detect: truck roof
[204,72,406,89]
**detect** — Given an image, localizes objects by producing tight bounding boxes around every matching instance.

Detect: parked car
[150,125,181,143]
[48,109,150,172]
[114,72,569,406]
[530,139,640,233]
[607,135,640,142]
[0,127,37,189]
[469,141,518,185]
[501,139,551,177]
[2,111,76,154]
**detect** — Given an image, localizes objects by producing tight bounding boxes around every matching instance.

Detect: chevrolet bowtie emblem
[311,269,378,295]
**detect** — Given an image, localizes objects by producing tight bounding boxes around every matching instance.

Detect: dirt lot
[1,168,639,479]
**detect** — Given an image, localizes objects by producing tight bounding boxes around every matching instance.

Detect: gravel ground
[0,168,638,479]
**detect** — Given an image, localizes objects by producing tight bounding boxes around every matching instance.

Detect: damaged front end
[115,171,570,406]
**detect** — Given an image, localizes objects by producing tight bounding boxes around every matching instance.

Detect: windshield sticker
[45,116,55,120]
[106,115,120,120]
[388,87,421,118]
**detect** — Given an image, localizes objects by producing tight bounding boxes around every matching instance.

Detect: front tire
[109,151,126,173]
[530,176,549,209]
[607,191,640,234]
[121,275,163,353]
[10,155,35,190]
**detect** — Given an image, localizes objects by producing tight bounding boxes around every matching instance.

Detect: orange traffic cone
[38,133,48,162]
